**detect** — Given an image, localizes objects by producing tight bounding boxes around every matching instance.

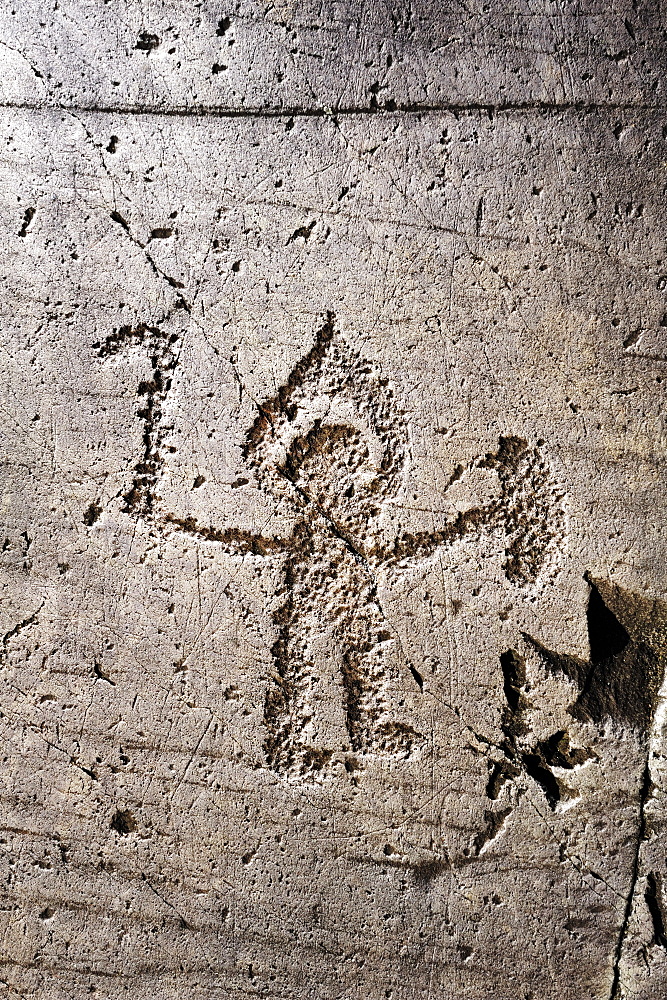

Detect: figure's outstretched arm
[374,504,495,566]
[164,514,288,557]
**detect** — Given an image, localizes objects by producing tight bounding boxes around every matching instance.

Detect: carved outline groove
[98,311,568,779]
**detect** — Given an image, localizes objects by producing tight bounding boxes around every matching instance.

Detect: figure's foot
[298,745,334,778]
[264,739,334,780]
[265,726,423,779]
[367,721,424,758]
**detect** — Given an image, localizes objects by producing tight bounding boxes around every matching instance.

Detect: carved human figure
[161,313,567,779]
[98,313,565,777]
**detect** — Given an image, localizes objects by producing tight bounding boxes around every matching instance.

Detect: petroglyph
[3,34,667,991]
[102,311,567,778]
[94,321,182,517]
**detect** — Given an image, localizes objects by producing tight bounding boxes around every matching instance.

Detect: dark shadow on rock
[524,576,667,734]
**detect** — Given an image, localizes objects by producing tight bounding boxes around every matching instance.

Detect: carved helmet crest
[242,312,409,511]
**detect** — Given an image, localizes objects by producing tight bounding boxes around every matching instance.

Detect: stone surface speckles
[1,5,667,999]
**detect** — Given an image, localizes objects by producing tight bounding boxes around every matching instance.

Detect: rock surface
[0,4,666,999]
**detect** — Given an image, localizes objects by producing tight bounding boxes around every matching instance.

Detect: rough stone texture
[1,1,666,111]
[0,4,667,1000]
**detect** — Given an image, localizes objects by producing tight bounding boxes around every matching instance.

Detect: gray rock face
[0,5,666,999]
[1,1,665,111]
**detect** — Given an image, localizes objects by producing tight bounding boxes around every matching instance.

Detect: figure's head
[243,313,407,535]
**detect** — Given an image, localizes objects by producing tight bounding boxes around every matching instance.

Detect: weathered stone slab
[0,13,667,1000]
[0,1,665,112]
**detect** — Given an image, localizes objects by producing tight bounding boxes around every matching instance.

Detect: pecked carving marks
[103,310,568,780]
[259,524,423,776]
[168,314,426,777]
[243,311,338,463]
[381,435,567,588]
[237,313,420,775]
[480,436,566,586]
[170,314,568,779]
[168,510,422,780]
[94,321,181,517]
[164,515,287,556]
[260,519,422,776]
[243,310,409,544]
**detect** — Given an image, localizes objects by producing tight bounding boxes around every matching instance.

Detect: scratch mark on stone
[140,872,194,931]
[1,99,663,119]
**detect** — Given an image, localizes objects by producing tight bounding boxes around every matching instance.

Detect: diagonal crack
[274,466,425,693]
[1,603,43,665]
[609,754,652,999]
[66,109,191,309]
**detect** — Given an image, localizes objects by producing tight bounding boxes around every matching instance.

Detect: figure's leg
[338,593,423,758]
[263,547,423,775]
[263,595,333,779]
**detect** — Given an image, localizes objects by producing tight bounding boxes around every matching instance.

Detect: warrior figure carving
[161,314,566,779]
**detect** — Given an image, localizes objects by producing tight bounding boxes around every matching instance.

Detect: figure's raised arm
[165,514,289,558]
